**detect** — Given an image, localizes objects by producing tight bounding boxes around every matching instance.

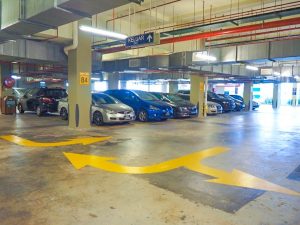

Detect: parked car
[230,95,260,110]
[207,101,223,115]
[58,93,135,125]
[105,90,173,122]
[18,87,67,116]
[150,92,198,118]
[219,94,245,111]
[177,90,190,101]
[207,91,236,112]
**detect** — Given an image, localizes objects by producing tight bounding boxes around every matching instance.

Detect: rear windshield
[45,89,67,98]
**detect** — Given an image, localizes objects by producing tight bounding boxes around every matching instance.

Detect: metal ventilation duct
[0,39,67,64]
[0,0,135,41]
[102,55,169,72]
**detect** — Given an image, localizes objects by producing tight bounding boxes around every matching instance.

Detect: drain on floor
[287,164,300,181]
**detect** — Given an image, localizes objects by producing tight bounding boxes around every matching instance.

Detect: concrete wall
[1,0,20,29]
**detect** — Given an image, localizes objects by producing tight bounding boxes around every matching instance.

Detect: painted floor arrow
[64,147,300,196]
[0,135,111,147]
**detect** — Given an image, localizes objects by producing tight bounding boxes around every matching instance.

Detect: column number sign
[80,72,90,85]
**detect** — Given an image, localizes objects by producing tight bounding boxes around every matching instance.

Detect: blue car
[105,90,173,122]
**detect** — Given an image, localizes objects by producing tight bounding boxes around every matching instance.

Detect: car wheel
[18,104,24,113]
[60,107,68,120]
[36,106,43,117]
[138,110,148,122]
[93,111,104,126]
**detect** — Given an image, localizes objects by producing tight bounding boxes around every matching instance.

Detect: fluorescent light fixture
[66,82,69,87]
[246,65,259,71]
[282,70,291,77]
[11,61,18,64]
[273,72,281,76]
[91,77,101,81]
[195,52,217,61]
[11,75,21,80]
[79,25,128,40]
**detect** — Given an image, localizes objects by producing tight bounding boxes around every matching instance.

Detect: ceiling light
[79,25,128,40]
[282,70,291,77]
[11,75,21,80]
[11,61,18,64]
[246,65,259,71]
[273,72,281,76]
[195,52,217,61]
[91,77,101,81]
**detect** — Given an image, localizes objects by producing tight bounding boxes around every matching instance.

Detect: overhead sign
[80,72,90,85]
[126,32,160,48]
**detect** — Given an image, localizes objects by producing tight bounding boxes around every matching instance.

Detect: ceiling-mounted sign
[3,77,15,89]
[126,32,160,48]
[79,72,90,85]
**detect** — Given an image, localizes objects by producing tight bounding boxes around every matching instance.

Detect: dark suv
[18,87,67,116]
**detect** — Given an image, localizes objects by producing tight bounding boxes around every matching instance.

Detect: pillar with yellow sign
[190,75,208,118]
[68,19,92,128]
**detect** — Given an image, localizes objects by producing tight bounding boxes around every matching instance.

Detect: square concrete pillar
[168,81,178,94]
[107,72,120,90]
[292,83,297,106]
[272,83,281,109]
[0,64,13,98]
[190,75,208,118]
[243,82,253,111]
[68,19,92,129]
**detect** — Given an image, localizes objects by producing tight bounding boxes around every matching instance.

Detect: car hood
[95,103,133,112]
[207,101,221,107]
[169,100,195,108]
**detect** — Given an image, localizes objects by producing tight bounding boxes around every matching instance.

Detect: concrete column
[107,72,120,90]
[292,83,297,106]
[190,75,208,118]
[68,19,92,129]
[0,64,13,98]
[272,83,281,109]
[243,82,253,111]
[168,81,178,93]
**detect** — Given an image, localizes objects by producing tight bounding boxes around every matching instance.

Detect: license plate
[125,115,131,119]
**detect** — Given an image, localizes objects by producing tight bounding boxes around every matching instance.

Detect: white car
[58,93,136,125]
[207,101,223,115]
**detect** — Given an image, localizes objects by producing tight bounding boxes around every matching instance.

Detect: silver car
[58,93,136,125]
[207,101,223,115]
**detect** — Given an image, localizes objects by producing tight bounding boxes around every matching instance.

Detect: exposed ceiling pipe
[99,17,300,54]
[64,21,78,56]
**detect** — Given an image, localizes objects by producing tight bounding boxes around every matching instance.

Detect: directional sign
[64,147,300,196]
[0,135,111,147]
[126,32,160,48]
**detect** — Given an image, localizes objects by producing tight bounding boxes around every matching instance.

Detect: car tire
[138,110,148,122]
[36,106,43,117]
[93,111,104,126]
[18,104,24,114]
[60,107,68,120]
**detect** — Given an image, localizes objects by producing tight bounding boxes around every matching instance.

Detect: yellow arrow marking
[64,147,300,196]
[0,135,111,147]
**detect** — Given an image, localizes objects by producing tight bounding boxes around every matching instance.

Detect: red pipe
[207,27,300,42]
[99,17,300,54]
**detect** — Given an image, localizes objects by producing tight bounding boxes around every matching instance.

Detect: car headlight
[149,105,159,110]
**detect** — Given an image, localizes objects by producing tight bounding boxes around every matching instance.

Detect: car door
[26,89,40,111]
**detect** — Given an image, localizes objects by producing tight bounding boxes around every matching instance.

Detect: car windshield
[45,89,67,98]
[134,91,159,101]
[93,94,119,105]
[164,94,185,102]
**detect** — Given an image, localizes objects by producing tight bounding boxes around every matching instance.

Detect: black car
[176,90,190,101]
[151,92,198,118]
[219,94,245,111]
[207,91,236,112]
[230,95,260,110]
[18,87,68,116]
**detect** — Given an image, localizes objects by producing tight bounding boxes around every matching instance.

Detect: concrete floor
[0,106,300,225]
